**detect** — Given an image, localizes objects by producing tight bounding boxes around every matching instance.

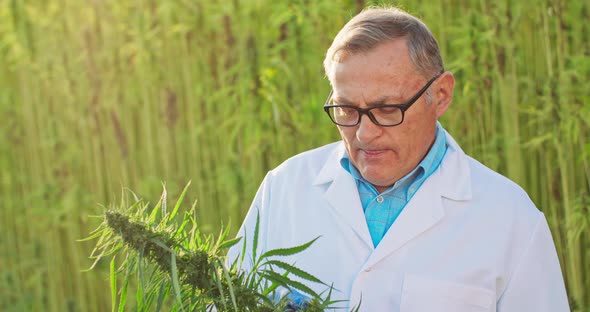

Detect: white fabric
[229,130,570,311]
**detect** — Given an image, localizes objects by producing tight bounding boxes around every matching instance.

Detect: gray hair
[324,7,444,81]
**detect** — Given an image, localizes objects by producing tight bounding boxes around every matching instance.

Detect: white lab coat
[229,130,569,311]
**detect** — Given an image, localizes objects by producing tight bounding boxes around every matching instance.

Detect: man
[229,6,569,311]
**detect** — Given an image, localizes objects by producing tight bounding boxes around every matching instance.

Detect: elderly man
[229,6,569,311]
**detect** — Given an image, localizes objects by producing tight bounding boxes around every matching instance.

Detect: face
[329,39,454,193]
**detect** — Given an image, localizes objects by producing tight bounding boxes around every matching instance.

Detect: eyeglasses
[323,72,442,127]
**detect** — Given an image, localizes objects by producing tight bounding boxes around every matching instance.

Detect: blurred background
[0,0,588,311]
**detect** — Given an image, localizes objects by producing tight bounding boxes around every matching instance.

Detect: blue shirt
[340,123,448,247]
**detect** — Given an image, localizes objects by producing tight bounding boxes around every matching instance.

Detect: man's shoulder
[466,155,526,194]
[271,141,342,174]
[443,130,535,209]
[463,154,541,218]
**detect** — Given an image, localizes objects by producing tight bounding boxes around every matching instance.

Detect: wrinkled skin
[329,39,455,193]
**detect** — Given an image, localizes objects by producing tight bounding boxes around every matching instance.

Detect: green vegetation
[0,0,588,311]
[85,183,344,311]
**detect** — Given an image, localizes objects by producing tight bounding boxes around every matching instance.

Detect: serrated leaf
[260,271,321,299]
[259,237,319,260]
[239,231,247,266]
[263,260,323,285]
[218,237,242,251]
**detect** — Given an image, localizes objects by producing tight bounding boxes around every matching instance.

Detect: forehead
[329,39,422,104]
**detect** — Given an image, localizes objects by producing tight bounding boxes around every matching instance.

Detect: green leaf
[152,239,173,252]
[110,257,117,312]
[172,217,191,240]
[215,222,232,250]
[263,260,324,285]
[217,236,242,251]
[259,237,319,260]
[219,260,239,311]
[260,279,281,297]
[83,245,108,272]
[123,187,141,202]
[154,283,167,312]
[117,258,133,312]
[256,292,275,307]
[136,249,147,310]
[169,181,191,221]
[350,294,363,311]
[252,211,260,264]
[169,251,185,312]
[239,231,247,266]
[260,271,321,300]
[77,228,105,242]
[213,266,229,311]
[149,193,163,226]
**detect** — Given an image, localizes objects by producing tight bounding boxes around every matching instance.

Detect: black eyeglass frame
[323,71,443,127]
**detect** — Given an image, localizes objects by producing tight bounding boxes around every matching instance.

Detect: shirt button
[364,267,372,272]
[376,196,384,203]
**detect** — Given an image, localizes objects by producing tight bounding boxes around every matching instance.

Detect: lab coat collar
[312,142,347,186]
[311,130,473,255]
[312,130,471,201]
[438,130,472,201]
[313,143,373,247]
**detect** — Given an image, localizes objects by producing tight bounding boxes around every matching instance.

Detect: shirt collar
[340,122,447,194]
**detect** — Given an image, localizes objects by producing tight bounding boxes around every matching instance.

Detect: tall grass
[0,0,588,311]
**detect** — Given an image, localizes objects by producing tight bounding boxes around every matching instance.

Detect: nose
[356,114,382,143]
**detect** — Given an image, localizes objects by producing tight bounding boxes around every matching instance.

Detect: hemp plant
[84,182,348,311]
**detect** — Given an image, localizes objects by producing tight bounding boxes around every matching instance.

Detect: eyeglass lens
[328,106,403,126]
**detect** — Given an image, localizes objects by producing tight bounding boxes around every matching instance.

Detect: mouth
[360,149,387,157]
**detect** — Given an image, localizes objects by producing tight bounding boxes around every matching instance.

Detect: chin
[362,173,387,185]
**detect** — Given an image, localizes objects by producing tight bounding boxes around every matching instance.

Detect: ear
[433,71,455,118]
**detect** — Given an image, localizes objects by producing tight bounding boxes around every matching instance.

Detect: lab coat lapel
[365,130,472,267]
[366,174,445,268]
[313,143,374,249]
